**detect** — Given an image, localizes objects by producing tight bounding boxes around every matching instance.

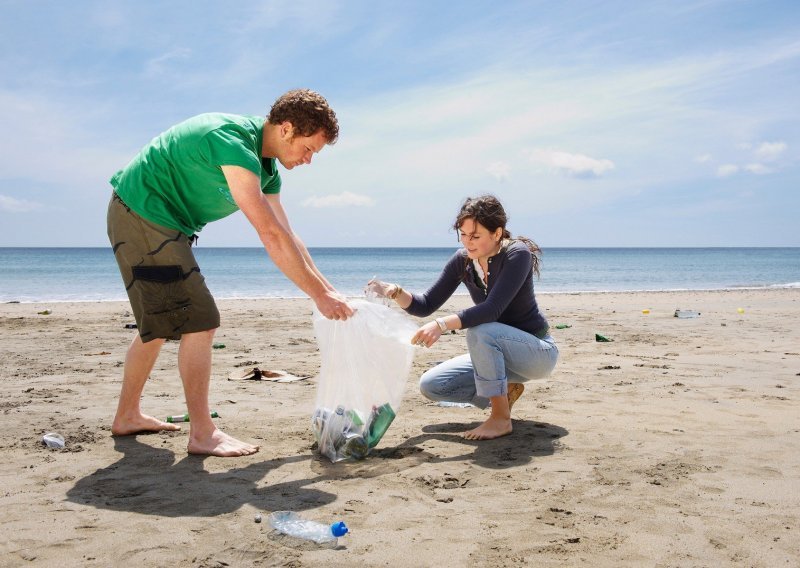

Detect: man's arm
[221,165,352,319]
[265,193,335,292]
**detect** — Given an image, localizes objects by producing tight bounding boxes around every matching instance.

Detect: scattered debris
[42,432,65,449]
[674,309,701,319]
[228,367,307,382]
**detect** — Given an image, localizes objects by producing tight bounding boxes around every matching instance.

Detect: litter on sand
[674,309,701,318]
[42,432,65,449]
[228,367,307,382]
[595,333,613,342]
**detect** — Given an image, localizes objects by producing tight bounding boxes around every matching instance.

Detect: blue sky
[1,0,798,247]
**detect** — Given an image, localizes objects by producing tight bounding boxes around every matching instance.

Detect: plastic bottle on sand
[42,432,65,449]
[268,511,348,546]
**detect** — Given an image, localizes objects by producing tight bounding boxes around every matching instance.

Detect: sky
[0,0,798,247]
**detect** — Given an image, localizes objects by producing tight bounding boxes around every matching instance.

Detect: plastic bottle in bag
[366,403,396,447]
[312,299,416,462]
[268,511,348,546]
[312,403,397,460]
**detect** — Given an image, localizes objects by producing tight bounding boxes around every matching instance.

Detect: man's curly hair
[267,89,339,144]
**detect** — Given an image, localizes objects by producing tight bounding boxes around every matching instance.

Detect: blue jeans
[419,322,559,409]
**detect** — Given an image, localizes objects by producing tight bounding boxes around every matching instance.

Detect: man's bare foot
[508,383,525,410]
[112,413,181,436]
[463,416,513,440]
[188,429,260,457]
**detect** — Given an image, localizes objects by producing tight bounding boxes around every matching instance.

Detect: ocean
[1,247,798,303]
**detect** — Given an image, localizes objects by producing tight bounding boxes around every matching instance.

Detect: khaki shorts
[107,193,220,342]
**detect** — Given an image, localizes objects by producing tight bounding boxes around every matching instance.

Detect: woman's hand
[365,278,396,299]
[411,321,442,348]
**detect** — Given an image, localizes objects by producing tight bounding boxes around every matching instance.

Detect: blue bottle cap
[330,521,348,537]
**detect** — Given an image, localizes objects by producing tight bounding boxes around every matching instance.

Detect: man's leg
[111,335,180,435]
[178,329,259,457]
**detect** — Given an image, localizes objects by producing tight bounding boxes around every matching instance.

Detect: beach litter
[124,323,137,329]
[595,333,612,342]
[212,343,226,349]
[312,299,416,462]
[642,309,650,314]
[554,324,572,329]
[42,432,65,449]
[166,411,219,423]
[228,367,307,382]
[37,310,51,315]
[674,309,701,318]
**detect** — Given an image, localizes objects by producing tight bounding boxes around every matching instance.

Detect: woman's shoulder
[442,248,469,275]
[504,239,532,255]
[501,240,534,268]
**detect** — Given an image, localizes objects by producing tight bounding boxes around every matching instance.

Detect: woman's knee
[419,368,441,399]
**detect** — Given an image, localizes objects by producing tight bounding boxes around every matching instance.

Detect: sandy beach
[1,288,798,567]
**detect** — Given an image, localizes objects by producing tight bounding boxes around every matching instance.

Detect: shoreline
[2,287,798,566]
[4,282,800,305]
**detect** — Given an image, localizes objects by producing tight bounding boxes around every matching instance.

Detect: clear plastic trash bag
[311,298,417,462]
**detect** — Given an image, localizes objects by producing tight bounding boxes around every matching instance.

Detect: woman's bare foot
[463,416,513,440]
[112,413,181,436]
[188,429,260,457]
[507,383,525,410]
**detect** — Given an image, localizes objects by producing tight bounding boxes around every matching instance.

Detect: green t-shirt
[110,113,281,236]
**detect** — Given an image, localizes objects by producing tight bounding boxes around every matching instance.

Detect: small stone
[254,513,262,523]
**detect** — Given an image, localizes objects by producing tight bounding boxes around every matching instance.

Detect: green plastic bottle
[367,403,396,448]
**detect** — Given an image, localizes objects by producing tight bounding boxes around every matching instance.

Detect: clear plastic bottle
[268,511,348,546]
[42,432,65,449]
[437,401,473,408]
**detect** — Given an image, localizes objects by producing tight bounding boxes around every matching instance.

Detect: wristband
[435,317,448,333]
[389,285,403,300]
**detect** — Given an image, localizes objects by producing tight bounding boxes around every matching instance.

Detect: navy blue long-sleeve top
[404,240,549,337]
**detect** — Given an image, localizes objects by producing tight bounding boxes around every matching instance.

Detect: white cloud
[486,161,510,182]
[717,164,739,177]
[301,191,375,208]
[529,149,615,178]
[754,141,787,162]
[145,48,192,76]
[744,163,772,175]
[694,154,712,163]
[0,194,41,212]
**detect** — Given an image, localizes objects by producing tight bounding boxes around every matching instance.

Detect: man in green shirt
[107,89,353,457]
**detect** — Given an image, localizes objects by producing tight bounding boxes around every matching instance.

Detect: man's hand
[315,290,354,321]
